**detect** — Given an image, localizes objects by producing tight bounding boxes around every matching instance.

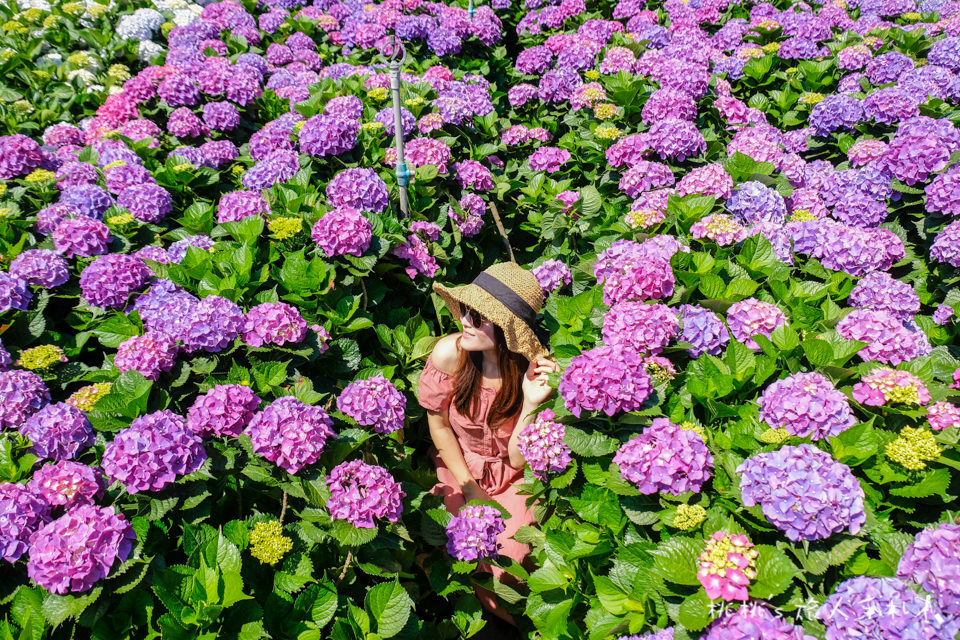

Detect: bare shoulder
[430,333,462,375]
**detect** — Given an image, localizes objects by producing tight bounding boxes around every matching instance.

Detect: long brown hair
[451,323,528,431]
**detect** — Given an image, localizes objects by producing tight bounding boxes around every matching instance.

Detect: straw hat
[432,262,551,362]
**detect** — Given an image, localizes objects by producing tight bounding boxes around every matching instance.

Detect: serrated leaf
[748,545,799,599]
[365,579,413,639]
[331,519,378,547]
[650,537,701,586]
[565,426,619,457]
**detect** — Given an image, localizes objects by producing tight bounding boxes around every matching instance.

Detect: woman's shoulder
[429,333,463,375]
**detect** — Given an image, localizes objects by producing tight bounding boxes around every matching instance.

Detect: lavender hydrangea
[517,408,571,480]
[52,217,112,259]
[18,402,94,461]
[0,483,50,562]
[242,302,308,347]
[703,604,813,640]
[726,298,788,350]
[614,419,713,495]
[849,271,920,323]
[602,302,678,354]
[326,168,389,213]
[445,504,504,561]
[299,114,360,157]
[336,375,406,435]
[26,505,135,594]
[28,461,103,509]
[114,332,178,381]
[932,220,960,268]
[836,309,925,365]
[79,254,152,310]
[182,295,245,353]
[809,95,864,137]
[0,369,50,430]
[726,181,787,225]
[101,410,207,493]
[244,397,336,475]
[758,372,856,441]
[9,250,69,289]
[679,305,730,358]
[737,444,866,541]
[217,191,270,224]
[925,168,960,216]
[187,384,261,438]
[558,344,654,417]
[325,459,405,528]
[531,259,572,293]
[0,272,33,313]
[311,207,372,257]
[897,523,960,615]
[117,183,173,224]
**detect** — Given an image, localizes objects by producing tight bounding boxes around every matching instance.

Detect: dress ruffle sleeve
[417,352,454,413]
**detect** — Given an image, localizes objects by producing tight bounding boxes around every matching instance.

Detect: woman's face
[459,303,496,352]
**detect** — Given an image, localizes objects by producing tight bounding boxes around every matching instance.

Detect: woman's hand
[521,355,561,408]
[461,480,492,504]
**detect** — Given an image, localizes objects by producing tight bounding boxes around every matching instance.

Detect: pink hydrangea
[601,302,678,354]
[691,214,749,246]
[927,402,960,431]
[852,368,931,406]
[28,461,103,509]
[187,384,261,438]
[114,332,178,381]
[558,344,654,417]
[614,418,713,495]
[529,147,571,173]
[244,397,336,475]
[336,375,406,435]
[242,302,308,347]
[676,163,734,200]
[312,207,373,257]
[516,408,572,480]
[325,459,405,528]
[697,532,759,601]
[726,298,788,350]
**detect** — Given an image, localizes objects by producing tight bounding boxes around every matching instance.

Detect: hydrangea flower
[837,309,925,366]
[79,254,152,310]
[558,344,654,417]
[312,207,372,257]
[737,444,866,541]
[445,504,504,561]
[517,408,572,480]
[614,418,713,495]
[934,304,955,325]
[0,369,50,430]
[726,298,788,350]
[0,272,33,313]
[326,168,389,213]
[529,147,571,173]
[601,302,678,354]
[325,459,405,528]
[703,604,814,640]
[758,372,856,441]
[9,250,69,289]
[242,302,308,347]
[0,482,50,562]
[183,295,244,353]
[886,426,942,470]
[593,238,678,306]
[691,214,749,246]
[187,384,261,438]
[531,259,572,293]
[897,523,960,615]
[726,181,787,225]
[248,520,292,566]
[336,375,406,435]
[101,410,207,493]
[697,532,758,601]
[114,332,178,381]
[27,504,135,594]
[28,461,103,509]
[818,576,960,640]
[931,220,960,268]
[244,397,336,475]
[19,402,94,461]
[52,217,112,259]
[928,402,960,431]
[678,305,730,358]
[852,368,931,406]
[299,114,360,157]
[848,271,920,324]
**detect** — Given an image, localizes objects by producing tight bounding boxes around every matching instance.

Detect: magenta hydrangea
[516,408,572,480]
[52,217,111,259]
[325,459,405,528]
[9,250,69,289]
[242,302,308,347]
[593,238,678,306]
[114,332,178,381]
[311,207,372,257]
[558,344,654,417]
[676,163,734,200]
[336,375,406,435]
[703,604,814,640]
[852,367,931,407]
[101,410,207,493]
[737,444,866,541]
[79,254,152,310]
[758,372,857,441]
[614,418,713,495]
[726,298,788,350]
[28,461,103,510]
[186,384,261,438]
[529,147,571,173]
[182,295,244,354]
[897,523,960,615]
[445,504,504,562]
[18,402,94,462]
[244,397,337,475]
[697,531,758,601]
[0,369,50,430]
[531,259,572,293]
[601,302,678,354]
[836,309,925,366]
[0,482,50,562]
[26,505,135,594]
[928,402,960,431]
[454,160,494,191]
[925,168,960,216]
[0,272,32,313]
[326,167,389,213]
[217,191,270,224]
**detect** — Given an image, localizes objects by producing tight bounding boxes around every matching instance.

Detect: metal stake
[384,37,410,219]
[468,0,475,20]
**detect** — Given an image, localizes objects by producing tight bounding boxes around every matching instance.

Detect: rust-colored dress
[417,350,538,617]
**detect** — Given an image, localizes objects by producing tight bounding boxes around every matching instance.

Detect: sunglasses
[459,303,490,328]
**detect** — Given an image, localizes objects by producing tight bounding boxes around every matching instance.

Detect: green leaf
[528,563,569,593]
[565,426,620,457]
[748,545,799,599]
[801,537,867,576]
[365,579,413,639]
[91,314,141,349]
[724,340,756,381]
[311,579,339,629]
[677,588,714,631]
[579,185,602,217]
[890,468,953,498]
[41,588,101,628]
[650,537,701,586]
[330,519,378,547]
[93,371,153,419]
[802,339,834,367]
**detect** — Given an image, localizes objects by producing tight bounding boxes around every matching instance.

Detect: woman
[417,261,560,626]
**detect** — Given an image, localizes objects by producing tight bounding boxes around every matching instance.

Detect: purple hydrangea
[0,134,45,179]
[28,461,103,510]
[168,235,215,264]
[202,101,241,131]
[244,397,336,475]
[726,298,788,350]
[117,183,173,224]
[809,95,864,137]
[59,185,115,220]
[836,309,925,366]
[217,191,270,224]
[324,96,363,120]
[531,259,572,293]
[0,369,50,430]
[737,444,866,541]
[187,384,261,438]
[19,403,94,462]
[182,295,244,353]
[445,504,504,561]
[558,344,654,417]
[52,217,112,259]
[10,250,70,289]
[932,220,960,268]
[0,338,9,370]
[934,304,956,325]
[790,220,904,276]
[678,305,730,358]
[614,418,713,495]
[299,114,360,157]
[849,271,919,323]
[517,408,572,480]
[336,375,406,435]
[132,279,198,341]
[242,149,301,191]
[726,181,787,225]
[645,118,706,162]
[79,254,152,310]
[884,133,951,186]
[325,459,405,528]
[620,161,675,198]
[818,576,960,640]
[758,372,856,441]
[158,73,200,107]
[593,238,678,306]
[601,302,678,354]
[454,160,494,191]
[104,164,152,195]
[326,168,389,213]
[925,168,960,216]
[374,106,415,139]
[0,272,33,313]
[101,410,207,493]
[26,505,135,594]
[114,332,178,381]
[897,523,960,615]
[242,302,308,347]
[703,604,813,640]
[0,482,50,562]
[312,207,372,257]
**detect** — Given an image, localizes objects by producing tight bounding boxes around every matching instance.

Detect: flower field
[2,0,960,635]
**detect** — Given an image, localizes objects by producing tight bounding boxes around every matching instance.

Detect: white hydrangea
[107,85,125,95]
[38,52,63,65]
[132,7,164,28]
[137,40,164,61]
[19,0,51,10]
[171,6,201,25]
[85,84,106,94]
[67,69,97,86]
[116,15,156,40]
[153,0,190,11]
